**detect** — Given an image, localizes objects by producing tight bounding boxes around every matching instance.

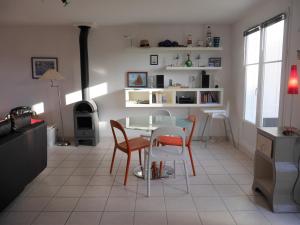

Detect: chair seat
[119,137,149,151]
[158,136,187,146]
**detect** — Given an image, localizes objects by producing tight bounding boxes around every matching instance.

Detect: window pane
[261,62,282,127]
[264,20,284,62]
[245,31,261,65]
[244,64,259,123]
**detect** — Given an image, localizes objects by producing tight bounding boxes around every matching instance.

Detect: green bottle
[185,54,193,67]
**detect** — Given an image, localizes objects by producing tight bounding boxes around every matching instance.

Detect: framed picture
[150,55,158,65]
[208,57,221,67]
[127,72,148,88]
[31,57,58,79]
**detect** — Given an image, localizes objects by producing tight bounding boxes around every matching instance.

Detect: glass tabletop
[118,115,192,132]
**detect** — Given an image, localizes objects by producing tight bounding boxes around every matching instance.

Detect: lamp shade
[287,65,299,95]
[39,69,64,81]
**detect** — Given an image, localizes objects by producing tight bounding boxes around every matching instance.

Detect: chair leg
[138,149,142,166]
[147,156,151,197]
[173,160,176,179]
[124,152,131,185]
[159,161,163,177]
[183,160,190,193]
[187,145,196,176]
[110,146,117,174]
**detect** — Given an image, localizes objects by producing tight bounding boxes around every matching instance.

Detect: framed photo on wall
[150,55,158,65]
[31,57,58,79]
[127,72,148,88]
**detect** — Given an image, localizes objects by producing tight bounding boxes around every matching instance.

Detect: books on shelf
[200,92,219,104]
[153,93,168,104]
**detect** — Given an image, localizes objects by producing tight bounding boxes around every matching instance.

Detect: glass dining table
[118,115,192,179]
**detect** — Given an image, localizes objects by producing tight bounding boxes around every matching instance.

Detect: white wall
[0,24,232,139]
[231,0,300,155]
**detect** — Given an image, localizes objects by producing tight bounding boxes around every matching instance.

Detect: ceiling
[0,0,269,26]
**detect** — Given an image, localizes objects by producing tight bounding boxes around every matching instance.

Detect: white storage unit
[125,88,223,108]
[253,127,300,212]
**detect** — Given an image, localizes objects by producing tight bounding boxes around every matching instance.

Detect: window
[243,14,286,126]
[244,28,261,123]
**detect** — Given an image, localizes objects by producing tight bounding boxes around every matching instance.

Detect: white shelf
[127,46,223,52]
[166,66,222,71]
[125,88,224,108]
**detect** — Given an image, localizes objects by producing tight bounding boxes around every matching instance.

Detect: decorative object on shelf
[213,37,220,47]
[158,40,180,47]
[206,25,213,47]
[197,40,205,47]
[202,71,210,88]
[123,35,134,48]
[174,54,180,66]
[127,72,148,87]
[140,40,150,47]
[148,76,154,88]
[283,65,299,136]
[156,75,164,88]
[189,76,196,88]
[39,69,70,146]
[31,57,58,79]
[61,0,70,6]
[150,55,158,65]
[196,55,201,67]
[208,57,221,67]
[169,79,173,87]
[187,34,193,47]
[185,54,193,67]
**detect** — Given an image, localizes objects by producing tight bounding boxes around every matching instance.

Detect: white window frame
[243,13,288,127]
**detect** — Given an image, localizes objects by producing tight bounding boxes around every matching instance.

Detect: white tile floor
[1,139,300,225]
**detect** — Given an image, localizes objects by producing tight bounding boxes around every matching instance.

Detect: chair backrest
[151,109,172,117]
[186,115,196,146]
[150,126,186,155]
[110,120,130,151]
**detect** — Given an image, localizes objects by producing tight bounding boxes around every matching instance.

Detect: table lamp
[283,65,299,136]
[40,69,70,146]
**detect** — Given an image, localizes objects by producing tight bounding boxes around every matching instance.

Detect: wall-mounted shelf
[165,66,222,71]
[127,46,223,52]
[125,88,223,108]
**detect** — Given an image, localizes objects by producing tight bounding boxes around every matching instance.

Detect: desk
[118,116,192,179]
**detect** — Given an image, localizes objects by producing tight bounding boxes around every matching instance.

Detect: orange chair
[158,115,197,176]
[110,120,150,185]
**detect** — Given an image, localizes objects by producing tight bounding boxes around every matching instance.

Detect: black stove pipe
[79,26,91,100]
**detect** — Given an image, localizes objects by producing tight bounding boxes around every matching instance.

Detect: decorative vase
[185,54,193,67]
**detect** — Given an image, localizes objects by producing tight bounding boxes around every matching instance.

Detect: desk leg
[227,117,236,148]
[201,114,209,142]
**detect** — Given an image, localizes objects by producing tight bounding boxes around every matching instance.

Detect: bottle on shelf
[187,34,193,47]
[185,54,193,67]
[206,26,213,47]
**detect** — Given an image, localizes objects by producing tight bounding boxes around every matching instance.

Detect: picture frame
[150,54,158,65]
[127,72,148,88]
[208,57,221,67]
[31,57,58,79]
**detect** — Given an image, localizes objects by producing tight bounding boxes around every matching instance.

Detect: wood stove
[74,100,99,146]
[73,25,100,146]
